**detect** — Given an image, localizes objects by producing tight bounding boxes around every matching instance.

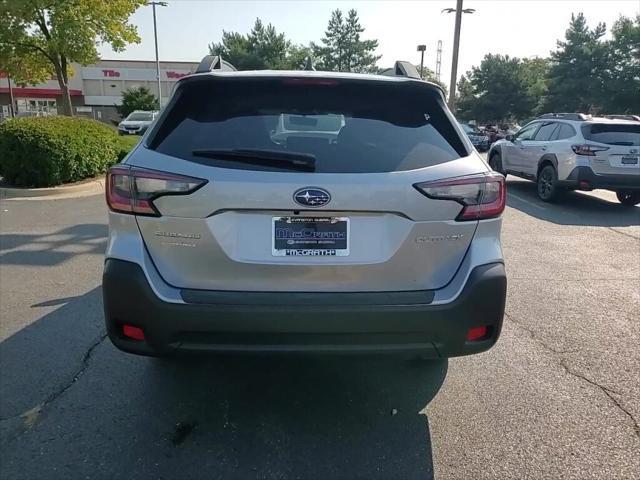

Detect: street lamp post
[442,1,475,111]
[417,45,426,80]
[147,1,167,108]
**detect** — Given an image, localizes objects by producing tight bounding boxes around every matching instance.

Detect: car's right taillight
[414,172,506,221]
[106,166,206,216]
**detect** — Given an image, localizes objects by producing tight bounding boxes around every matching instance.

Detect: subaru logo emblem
[293,188,331,207]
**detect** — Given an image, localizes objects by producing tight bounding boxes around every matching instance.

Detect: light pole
[442,1,475,110]
[417,45,426,80]
[147,1,167,108]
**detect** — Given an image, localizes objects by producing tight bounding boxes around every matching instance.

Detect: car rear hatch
[113,74,500,292]
[581,122,640,176]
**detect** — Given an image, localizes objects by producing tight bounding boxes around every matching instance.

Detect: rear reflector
[106,166,206,216]
[414,172,506,221]
[122,324,145,341]
[466,326,489,342]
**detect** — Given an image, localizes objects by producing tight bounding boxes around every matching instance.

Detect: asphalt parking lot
[1,178,639,480]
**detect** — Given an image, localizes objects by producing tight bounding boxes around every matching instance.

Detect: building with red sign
[0,59,198,123]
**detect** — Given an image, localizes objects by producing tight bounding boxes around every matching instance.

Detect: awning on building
[0,87,83,98]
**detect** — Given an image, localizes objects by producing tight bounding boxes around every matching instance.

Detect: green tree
[540,13,608,113]
[0,0,145,116]
[520,57,550,115]
[456,54,535,123]
[209,19,307,70]
[313,9,380,73]
[116,87,159,119]
[601,15,640,113]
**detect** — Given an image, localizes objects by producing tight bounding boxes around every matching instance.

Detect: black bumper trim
[103,259,506,358]
[181,287,435,306]
[562,166,640,190]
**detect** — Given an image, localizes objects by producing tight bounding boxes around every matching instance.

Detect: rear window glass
[582,123,640,146]
[150,78,467,173]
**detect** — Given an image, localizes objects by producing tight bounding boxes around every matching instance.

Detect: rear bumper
[561,166,640,191]
[103,259,506,358]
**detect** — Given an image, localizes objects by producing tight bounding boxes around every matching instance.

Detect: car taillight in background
[106,166,206,216]
[571,144,610,156]
[414,173,506,221]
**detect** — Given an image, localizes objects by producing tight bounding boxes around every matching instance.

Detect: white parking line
[507,192,547,210]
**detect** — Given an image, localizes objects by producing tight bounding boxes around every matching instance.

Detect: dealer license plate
[272,217,349,256]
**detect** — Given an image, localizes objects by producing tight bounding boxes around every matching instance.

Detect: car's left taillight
[106,166,206,216]
[414,172,506,221]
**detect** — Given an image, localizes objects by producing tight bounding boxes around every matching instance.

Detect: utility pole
[147,2,167,108]
[417,45,426,79]
[442,1,475,111]
[7,76,16,117]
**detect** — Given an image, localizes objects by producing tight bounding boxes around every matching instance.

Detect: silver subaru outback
[103,57,507,358]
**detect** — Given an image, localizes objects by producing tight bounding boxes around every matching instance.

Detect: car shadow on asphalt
[0,224,107,267]
[506,180,640,227]
[0,287,448,480]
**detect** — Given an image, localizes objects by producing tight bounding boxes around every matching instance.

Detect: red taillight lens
[106,166,206,216]
[122,324,145,341]
[414,173,506,221]
[571,144,609,156]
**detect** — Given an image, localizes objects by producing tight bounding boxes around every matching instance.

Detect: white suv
[487,113,640,205]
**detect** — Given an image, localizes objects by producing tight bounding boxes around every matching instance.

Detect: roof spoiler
[195,55,237,74]
[380,61,422,79]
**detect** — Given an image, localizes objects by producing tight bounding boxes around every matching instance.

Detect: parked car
[487,113,640,205]
[117,110,158,135]
[459,122,490,151]
[103,57,507,358]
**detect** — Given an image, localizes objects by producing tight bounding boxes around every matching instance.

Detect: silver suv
[487,113,640,205]
[103,57,507,358]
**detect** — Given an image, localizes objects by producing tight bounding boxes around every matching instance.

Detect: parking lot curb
[0,177,105,200]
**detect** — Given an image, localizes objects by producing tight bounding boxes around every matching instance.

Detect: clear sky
[98,0,639,85]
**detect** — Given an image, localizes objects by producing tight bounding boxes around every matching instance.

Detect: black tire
[537,165,562,202]
[616,191,640,206]
[488,152,505,176]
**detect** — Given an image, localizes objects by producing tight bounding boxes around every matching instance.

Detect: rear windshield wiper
[191,148,316,171]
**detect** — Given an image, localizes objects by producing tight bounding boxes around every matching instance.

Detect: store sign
[101,69,121,78]
[82,67,193,81]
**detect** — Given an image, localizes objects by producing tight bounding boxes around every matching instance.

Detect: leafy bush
[116,135,140,162]
[0,116,124,187]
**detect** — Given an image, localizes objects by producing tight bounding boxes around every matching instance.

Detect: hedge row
[0,116,136,188]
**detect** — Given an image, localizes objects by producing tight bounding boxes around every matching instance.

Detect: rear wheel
[616,191,640,206]
[537,165,562,202]
[488,152,505,176]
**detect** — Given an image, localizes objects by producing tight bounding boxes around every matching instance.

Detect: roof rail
[537,113,591,121]
[195,55,237,74]
[604,114,640,122]
[380,61,422,79]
